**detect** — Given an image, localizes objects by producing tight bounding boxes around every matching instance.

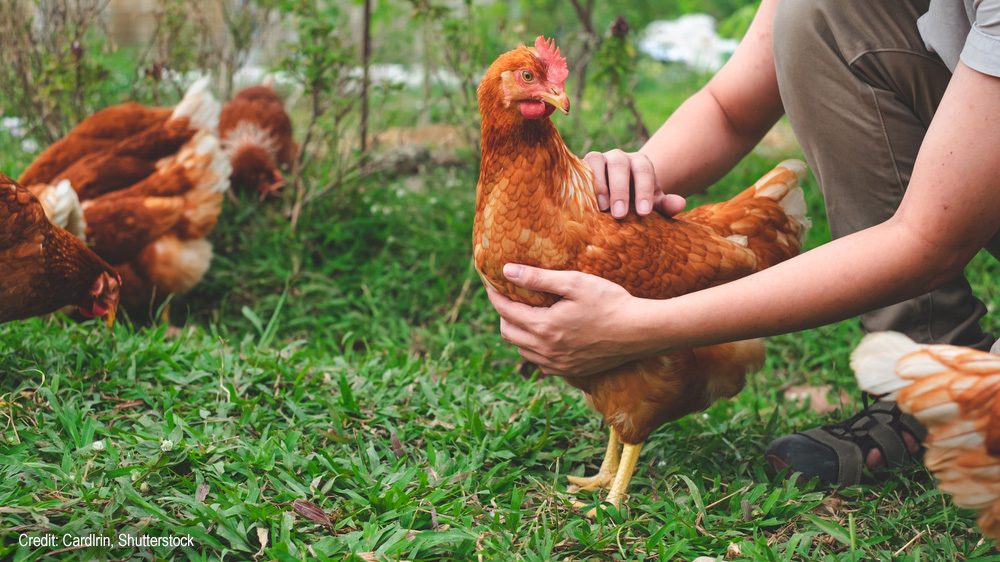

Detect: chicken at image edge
[0,174,120,326]
[853,332,1000,544]
[473,37,811,516]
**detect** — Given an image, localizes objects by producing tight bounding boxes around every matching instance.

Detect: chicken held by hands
[0,174,120,327]
[220,84,296,199]
[853,332,1000,544]
[474,37,811,516]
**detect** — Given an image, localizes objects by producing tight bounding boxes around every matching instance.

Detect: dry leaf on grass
[292,499,332,527]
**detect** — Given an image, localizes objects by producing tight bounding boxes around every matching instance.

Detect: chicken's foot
[567,428,620,491]
[583,441,643,518]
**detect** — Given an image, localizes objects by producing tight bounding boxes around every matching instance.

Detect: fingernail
[597,194,609,210]
[637,199,651,214]
[612,200,626,217]
[504,264,522,279]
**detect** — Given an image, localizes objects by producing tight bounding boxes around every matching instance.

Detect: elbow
[888,216,975,292]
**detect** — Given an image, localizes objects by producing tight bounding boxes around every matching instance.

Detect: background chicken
[219,84,297,199]
[474,37,810,515]
[19,79,230,321]
[0,174,119,326]
[852,332,1000,544]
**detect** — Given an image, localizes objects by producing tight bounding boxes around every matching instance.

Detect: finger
[654,193,687,216]
[503,264,581,298]
[485,286,539,329]
[604,150,631,219]
[499,318,538,348]
[631,155,657,216]
[584,152,610,211]
[517,347,558,372]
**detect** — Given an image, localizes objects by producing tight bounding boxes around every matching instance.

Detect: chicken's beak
[105,304,117,328]
[540,89,570,114]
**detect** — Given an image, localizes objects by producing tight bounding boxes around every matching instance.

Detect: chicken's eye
[521,70,535,82]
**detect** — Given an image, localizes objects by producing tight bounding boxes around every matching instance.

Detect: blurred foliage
[717,1,761,39]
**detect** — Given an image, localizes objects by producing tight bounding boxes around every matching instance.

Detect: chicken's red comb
[534,36,568,86]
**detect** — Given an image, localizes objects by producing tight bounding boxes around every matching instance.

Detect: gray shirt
[919,0,1000,76]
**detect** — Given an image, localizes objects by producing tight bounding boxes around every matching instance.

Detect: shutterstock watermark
[16,532,195,551]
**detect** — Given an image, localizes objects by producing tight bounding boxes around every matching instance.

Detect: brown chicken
[0,174,120,326]
[853,332,1000,544]
[18,104,173,189]
[474,37,811,514]
[219,84,296,198]
[20,79,230,319]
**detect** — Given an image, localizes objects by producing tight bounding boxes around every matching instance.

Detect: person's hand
[485,264,661,376]
[584,149,687,219]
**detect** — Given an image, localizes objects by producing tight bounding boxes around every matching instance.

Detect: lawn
[2,9,999,562]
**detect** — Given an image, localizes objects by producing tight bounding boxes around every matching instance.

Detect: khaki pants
[773,0,1000,350]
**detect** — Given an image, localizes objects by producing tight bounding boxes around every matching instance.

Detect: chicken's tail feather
[176,132,232,194]
[171,77,220,132]
[30,179,87,240]
[138,236,212,295]
[851,332,926,399]
[751,159,811,243]
[179,186,224,239]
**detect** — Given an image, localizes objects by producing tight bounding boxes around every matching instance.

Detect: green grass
[1,63,999,561]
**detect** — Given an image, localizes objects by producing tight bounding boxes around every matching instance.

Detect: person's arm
[588,0,784,218]
[489,63,1000,376]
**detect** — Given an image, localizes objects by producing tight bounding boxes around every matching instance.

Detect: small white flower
[160,439,175,452]
[20,138,38,153]
[140,482,151,493]
[92,440,106,451]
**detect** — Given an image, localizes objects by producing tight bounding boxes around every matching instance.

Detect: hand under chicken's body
[473,38,810,515]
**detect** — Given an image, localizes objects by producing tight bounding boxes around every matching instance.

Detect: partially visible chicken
[18,103,173,188]
[852,332,1000,543]
[219,84,296,198]
[0,174,120,326]
[474,37,811,515]
[21,79,230,320]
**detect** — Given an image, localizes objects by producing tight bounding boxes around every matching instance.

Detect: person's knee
[772,0,830,76]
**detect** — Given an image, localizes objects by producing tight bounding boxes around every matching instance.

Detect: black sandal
[765,396,927,485]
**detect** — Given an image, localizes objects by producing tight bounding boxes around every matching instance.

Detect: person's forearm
[638,90,776,197]
[641,62,1000,353]
[638,0,783,197]
[638,219,972,352]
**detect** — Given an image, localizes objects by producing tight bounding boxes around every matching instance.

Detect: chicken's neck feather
[478,111,598,217]
[43,227,111,294]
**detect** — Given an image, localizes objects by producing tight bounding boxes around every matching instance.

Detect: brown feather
[0,174,116,323]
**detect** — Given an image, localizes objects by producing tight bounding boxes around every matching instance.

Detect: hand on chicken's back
[583,149,686,219]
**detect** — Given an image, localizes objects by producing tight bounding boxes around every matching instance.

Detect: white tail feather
[753,159,811,242]
[36,180,87,240]
[171,77,220,132]
[851,332,925,399]
[145,237,213,294]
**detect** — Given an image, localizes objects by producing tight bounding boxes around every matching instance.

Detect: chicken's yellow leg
[586,441,643,518]
[567,428,620,491]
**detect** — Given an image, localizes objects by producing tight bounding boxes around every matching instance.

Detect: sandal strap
[796,400,925,484]
[800,427,864,484]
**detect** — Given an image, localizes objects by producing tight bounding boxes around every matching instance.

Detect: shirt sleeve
[962,0,1000,76]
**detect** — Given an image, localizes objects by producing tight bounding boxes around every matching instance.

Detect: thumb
[503,264,580,298]
[654,193,687,216]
